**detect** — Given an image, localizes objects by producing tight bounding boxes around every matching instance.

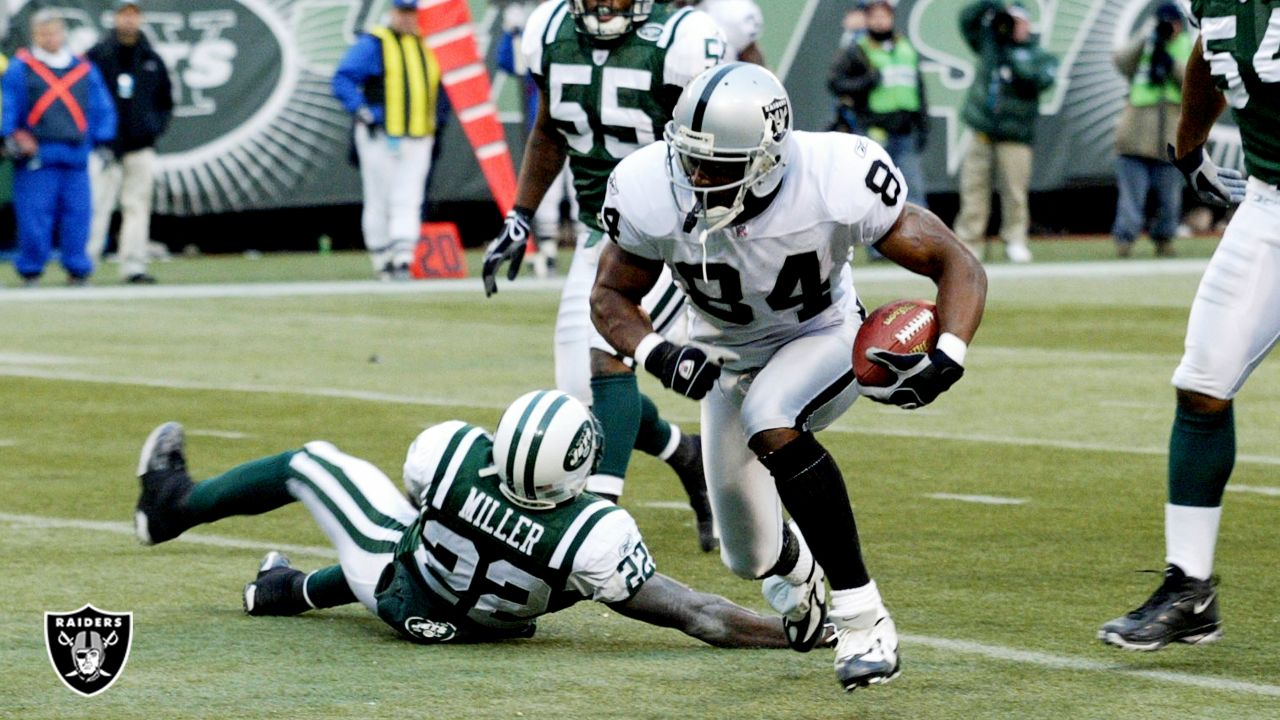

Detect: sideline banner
[3,0,507,215]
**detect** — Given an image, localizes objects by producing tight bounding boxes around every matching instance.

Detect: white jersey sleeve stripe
[549,499,615,569]
[657,6,694,49]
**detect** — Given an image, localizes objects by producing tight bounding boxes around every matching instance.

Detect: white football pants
[701,320,861,579]
[88,148,156,278]
[1172,178,1280,399]
[285,441,418,612]
[355,124,433,273]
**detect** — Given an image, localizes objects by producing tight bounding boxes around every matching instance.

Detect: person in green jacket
[953,0,1057,263]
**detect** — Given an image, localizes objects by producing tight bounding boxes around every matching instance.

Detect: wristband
[936,332,968,367]
[633,333,666,368]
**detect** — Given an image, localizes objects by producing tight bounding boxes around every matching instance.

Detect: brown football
[854,299,939,387]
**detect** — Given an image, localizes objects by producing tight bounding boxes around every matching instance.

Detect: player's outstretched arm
[608,573,789,649]
[874,204,987,345]
[591,242,664,357]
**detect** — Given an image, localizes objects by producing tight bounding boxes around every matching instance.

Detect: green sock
[184,451,299,523]
[1168,405,1235,507]
[591,373,642,482]
[634,393,676,458]
[304,564,358,609]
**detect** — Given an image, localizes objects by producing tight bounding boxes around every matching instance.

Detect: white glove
[1169,144,1247,207]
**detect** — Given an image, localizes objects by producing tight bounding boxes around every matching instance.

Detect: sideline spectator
[2,11,116,286]
[828,0,929,209]
[953,0,1057,263]
[332,0,442,281]
[87,0,173,284]
[1111,2,1189,258]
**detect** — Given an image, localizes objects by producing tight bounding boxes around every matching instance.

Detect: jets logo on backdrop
[45,605,133,697]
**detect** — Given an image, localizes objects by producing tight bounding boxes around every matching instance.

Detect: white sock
[657,423,682,462]
[586,474,624,499]
[829,580,881,629]
[1165,503,1222,580]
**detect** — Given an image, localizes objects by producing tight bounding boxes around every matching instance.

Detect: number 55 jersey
[602,132,907,371]
[375,422,655,642]
[522,0,726,233]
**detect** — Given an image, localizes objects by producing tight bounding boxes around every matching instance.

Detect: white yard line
[0,259,1210,304]
[903,634,1280,697]
[0,512,336,559]
[187,429,253,440]
[2,510,1275,697]
[924,493,1027,505]
[1226,485,1280,497]
[4,365,1280,467]
[639,501,695,511]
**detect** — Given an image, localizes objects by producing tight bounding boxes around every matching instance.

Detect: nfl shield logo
[45,605,133,697]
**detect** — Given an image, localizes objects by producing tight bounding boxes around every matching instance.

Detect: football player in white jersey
[482,1,728,552]
[592,63,987,690]
[130,391,797,648]
[673,0,765,65]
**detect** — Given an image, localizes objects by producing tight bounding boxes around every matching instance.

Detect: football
[853,299,940,387]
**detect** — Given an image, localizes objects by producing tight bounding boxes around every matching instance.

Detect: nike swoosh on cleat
[1192,593,1215,615]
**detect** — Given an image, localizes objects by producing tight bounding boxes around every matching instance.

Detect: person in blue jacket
[3,10,116,286]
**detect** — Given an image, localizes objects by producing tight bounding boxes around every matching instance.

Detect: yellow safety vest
[370,27,441,138]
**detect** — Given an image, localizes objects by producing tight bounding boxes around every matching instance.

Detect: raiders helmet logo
[762,97,790,143]
[45,605,133,697]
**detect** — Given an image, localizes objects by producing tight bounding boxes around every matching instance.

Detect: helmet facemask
[664,122,783,235]
[569,0,653,41]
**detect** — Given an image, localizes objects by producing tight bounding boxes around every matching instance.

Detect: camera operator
[1110,2,1191,258]
[953,0,1057,263]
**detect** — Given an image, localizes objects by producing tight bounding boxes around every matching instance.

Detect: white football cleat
[832,603,900,691]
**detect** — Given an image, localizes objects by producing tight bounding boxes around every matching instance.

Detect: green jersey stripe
[428,425,488,510]
[548,499,615,570]
[522,394,571,497]
[558,504,623,577]
[302,448,408,532]
[506,390,549,500]
[287,470,399,555]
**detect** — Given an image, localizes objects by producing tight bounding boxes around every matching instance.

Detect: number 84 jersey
[603,132,907,371]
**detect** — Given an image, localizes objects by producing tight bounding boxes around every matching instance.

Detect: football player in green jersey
[481,1,728,553]
[1098,0,1269,652]
[131,390,791,648]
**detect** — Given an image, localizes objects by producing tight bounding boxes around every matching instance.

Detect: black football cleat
[243,551,311,617]
[667,433,717,553]
[134,422,194,545]
[1098,565,1223,651]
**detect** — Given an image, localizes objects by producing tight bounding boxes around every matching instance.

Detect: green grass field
[2,245,1278,719]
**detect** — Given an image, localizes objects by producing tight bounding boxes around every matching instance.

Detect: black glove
[860,347,964,409]
[482,207,534,297]
[643,341,722,400]
[1169,144,1247,207]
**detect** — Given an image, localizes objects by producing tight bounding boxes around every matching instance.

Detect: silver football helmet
[664,62,791,234]
[569,0,654,40]
[492,390,602,510]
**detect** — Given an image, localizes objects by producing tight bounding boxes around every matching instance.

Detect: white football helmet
[570,0,654,40]
[664,62,791,234]
[493,390,602,510]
